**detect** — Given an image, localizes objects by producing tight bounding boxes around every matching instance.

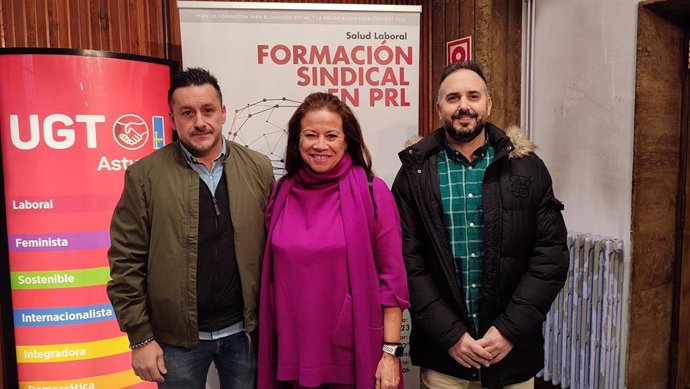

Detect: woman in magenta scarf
[258,93,410,389]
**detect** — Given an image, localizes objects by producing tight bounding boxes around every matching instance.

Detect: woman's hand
[375,352,400,389]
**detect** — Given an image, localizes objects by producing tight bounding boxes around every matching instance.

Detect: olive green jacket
[107,140,274,347]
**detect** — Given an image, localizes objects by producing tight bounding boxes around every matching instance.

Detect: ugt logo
[112,114,165,150]
[8,113,165,151]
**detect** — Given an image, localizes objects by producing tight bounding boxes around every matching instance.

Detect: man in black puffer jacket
[392,61,568,389]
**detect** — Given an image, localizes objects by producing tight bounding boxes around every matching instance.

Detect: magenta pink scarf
[258,154,385,389]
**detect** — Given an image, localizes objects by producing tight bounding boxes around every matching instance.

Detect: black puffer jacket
[392,124,568,389]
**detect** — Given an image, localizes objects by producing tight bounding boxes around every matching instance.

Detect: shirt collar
[179,137,227,165]
[441,134,490,163]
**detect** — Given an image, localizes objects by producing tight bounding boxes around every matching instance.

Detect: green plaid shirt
[437,136,494,332]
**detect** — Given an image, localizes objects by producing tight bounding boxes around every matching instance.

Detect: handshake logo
[112,114,165,151]
[112,114,149,150]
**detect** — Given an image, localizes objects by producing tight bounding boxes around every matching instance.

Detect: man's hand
[131,340,167,383]
[477,326,514,364]
[375,353,401,389]
[448,332,492,369]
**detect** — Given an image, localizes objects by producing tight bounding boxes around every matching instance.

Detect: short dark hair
[438,61,489,99]
[168,67,222,108]
[439,61,487,85]
[284,92,372,177]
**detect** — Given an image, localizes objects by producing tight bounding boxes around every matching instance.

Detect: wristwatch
[382,343,404,357]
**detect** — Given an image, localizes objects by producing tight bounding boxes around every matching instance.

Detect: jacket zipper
[210,193,220,332]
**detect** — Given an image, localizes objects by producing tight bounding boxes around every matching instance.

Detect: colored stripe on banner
[6,194,120,214]
[19,367,144,389]
[9,231,110,252]
[12,285,110,309]
[5,214,111,236]
[11,266,110,289]
[16,335,129,363]
[14,303,114,327]
[18,350,131,381]
[14,318,122,345]
[9,249,109,272]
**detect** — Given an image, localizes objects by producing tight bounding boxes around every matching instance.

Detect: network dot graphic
[227,97,301,176]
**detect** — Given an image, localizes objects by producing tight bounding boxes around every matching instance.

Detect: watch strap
[382,343,404,357]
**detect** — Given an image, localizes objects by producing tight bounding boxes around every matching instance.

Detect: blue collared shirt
[179,138,227,194]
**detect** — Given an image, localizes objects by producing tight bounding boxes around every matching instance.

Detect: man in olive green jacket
[107,68,274,388]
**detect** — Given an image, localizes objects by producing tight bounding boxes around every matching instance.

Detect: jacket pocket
[331,293,354,350]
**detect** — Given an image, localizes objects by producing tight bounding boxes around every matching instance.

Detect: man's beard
[443,110,486,143]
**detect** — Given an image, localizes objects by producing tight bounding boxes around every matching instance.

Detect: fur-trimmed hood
[399,123,536,165]
[504,124,535,159]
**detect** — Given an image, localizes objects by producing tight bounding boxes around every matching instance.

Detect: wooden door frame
[649,1,690,387]
[630,1,688,388]
[674,28,690,389]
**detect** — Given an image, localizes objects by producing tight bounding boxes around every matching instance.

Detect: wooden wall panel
[678,50,690,387]
[47,0,66,47]
[418,0,432,135]
[427,0,522,134]
[106,0,120,52]
[429,0,445,129]
[89,0,102,50]
[628,5,686,389]
[0,1,4,46]
[505,0,521,126]
[66,1,81,48]
[8,1,24,47]
[0,0,168,57]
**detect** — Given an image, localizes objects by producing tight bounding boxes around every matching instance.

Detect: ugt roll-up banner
[178,3,421,388]
[0,49,174,389]
[177,1,421,185]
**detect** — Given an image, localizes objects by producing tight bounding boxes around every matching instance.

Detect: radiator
[539,234,625,389]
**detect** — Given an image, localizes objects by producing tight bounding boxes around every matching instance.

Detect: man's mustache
[451,109,478,120]
[192,127,211,134]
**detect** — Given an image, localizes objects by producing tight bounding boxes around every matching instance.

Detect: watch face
[394,345,404,357]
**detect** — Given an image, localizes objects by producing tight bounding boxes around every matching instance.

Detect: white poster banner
[178,1,420,185]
